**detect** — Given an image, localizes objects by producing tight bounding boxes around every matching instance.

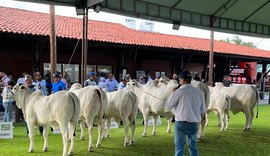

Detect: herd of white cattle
[8,76,259,156]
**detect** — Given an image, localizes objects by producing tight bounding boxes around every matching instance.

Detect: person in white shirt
[166,71,205,156]
[98,77,108,92]
[2,80,15,122]
[0,69,11,112]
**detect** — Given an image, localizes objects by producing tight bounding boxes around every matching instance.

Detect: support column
[50,5,56,79]
[81,8,89,84]
[208,30,214,86]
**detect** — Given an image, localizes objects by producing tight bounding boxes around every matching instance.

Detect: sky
[1,0,270,51]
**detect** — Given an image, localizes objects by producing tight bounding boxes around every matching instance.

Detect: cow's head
[69,83,82,92]
[126,79,137,90]
[9,84,27,97]
[9,84,29,109]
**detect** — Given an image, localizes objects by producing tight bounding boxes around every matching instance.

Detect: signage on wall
[230,62,257,84]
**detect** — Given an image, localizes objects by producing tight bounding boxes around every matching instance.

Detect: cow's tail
[127,91,138,126]
[225,95,231,119]
[95,87,108,123]
[253,86,260,118]
[69,92,81,137]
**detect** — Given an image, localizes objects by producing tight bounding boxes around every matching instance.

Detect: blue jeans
[0,96,4,112]
[3,101,13,122]
[174,121,199,156]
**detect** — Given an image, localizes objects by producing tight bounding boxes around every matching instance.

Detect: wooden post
[50,5,56,79]
[208,30,214,86]
[81,8,89,85]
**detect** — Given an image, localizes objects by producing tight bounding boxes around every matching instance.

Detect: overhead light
[76,7,84,15]
[172,21,181,30]
[94,4,101,13]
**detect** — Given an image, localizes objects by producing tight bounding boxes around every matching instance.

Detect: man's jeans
[174,121,199,156]
[0,96,4,112]
[3,101,13,122]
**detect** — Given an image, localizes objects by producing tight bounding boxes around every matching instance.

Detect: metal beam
[212,0,239,17]
[171,0,183,9]
[243,0,270,21]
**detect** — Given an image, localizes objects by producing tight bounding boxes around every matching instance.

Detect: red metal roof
[0,6,270,59]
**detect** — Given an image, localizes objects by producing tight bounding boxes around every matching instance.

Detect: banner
[230,62,257,84]
[0,122,13,139]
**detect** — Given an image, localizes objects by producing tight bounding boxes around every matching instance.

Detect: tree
[220,36,257,48]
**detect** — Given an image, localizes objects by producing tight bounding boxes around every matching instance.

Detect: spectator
[84,71,97,87]
[59,72,68,89]
[98,77,108,91]
[63,71,71,84]
[24,75,43,135]
[172,73,178,80]
[166,71,205,156]
[118,79,128,91]
[45,73,52,95]
[2,80,15,122]
[0,69,10,111]
[17,72,28,85]
[125,74,131,82]
[105,73,118,92]
[51,73,66,94]
[146,74,153,83]
[193,74,201,81]
[34,72,47,96]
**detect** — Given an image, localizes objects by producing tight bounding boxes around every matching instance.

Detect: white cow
[207,89,231,131]
[104,90,138,146]
[126,79,178,136]
[159,78,210,138]
[211,83,259,131]
[10,85,80,156]
[69,83,107,152]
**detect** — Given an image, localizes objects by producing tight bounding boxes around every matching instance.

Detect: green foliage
[220,36,257,48]
[1,105,270,156]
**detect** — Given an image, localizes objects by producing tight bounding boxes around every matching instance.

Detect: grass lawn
[1,105,270,156]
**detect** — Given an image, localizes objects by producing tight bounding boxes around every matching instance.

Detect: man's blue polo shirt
[52,80,66,93]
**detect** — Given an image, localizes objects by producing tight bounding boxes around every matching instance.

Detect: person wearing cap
[34,72,47,96]
[105,73,118,92]
[166,71,205,156]
[51,72,66,94]
[84,71,97,87]
[17,72,28,85]
[118,79,128,91]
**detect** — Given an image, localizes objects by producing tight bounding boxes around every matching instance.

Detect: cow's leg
[219,111,225,132]
[68,120,77,155]
[60,125,69,156]
[96,114,104,148]
[106,118,111,138]
[167,118,172,133]
[248,108,255,130]
[101,118,107,139]
[122,117,129,147]
[216,112,221,127]
[129,116,136,145]
[43,125,49,152]
[152,115,158,136]
[198,113,206,139]
[86,119,94,152]
[142,111,149,137]
[205,112,209,127]
[28,122,35,153]
[80,120,86,140]
[244,110,252,131]
[225,109,230,130]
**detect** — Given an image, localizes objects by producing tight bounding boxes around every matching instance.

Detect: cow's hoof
[107,135,110,138]
[80,137,85,140]
[220,129,224,132]
[96,143,101,148]
[243,128,248,131]
[43,147,48,152]
[124,142,129,147]
[130,140,135,145]
[68,151,74,155]
[167,130,171,133]
[142,133,147,137]
[88,147,94,152]
[152,133,156,136]
[28,149,34,153]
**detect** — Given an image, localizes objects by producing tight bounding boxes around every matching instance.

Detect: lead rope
[63,39,80,77]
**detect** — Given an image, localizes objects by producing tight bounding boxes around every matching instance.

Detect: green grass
[1,105,270,156]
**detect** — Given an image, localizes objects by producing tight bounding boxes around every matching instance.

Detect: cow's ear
[21,86,26,90]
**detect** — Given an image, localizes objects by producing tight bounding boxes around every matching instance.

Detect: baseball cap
[178,71,192,79]
[53,72,60,78]
[89,71,96,77]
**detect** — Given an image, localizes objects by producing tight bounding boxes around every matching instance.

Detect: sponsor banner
[0,122,13,139]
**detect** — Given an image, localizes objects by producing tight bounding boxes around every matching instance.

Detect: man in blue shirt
[51,73,66,94]
[105,73,118,92]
